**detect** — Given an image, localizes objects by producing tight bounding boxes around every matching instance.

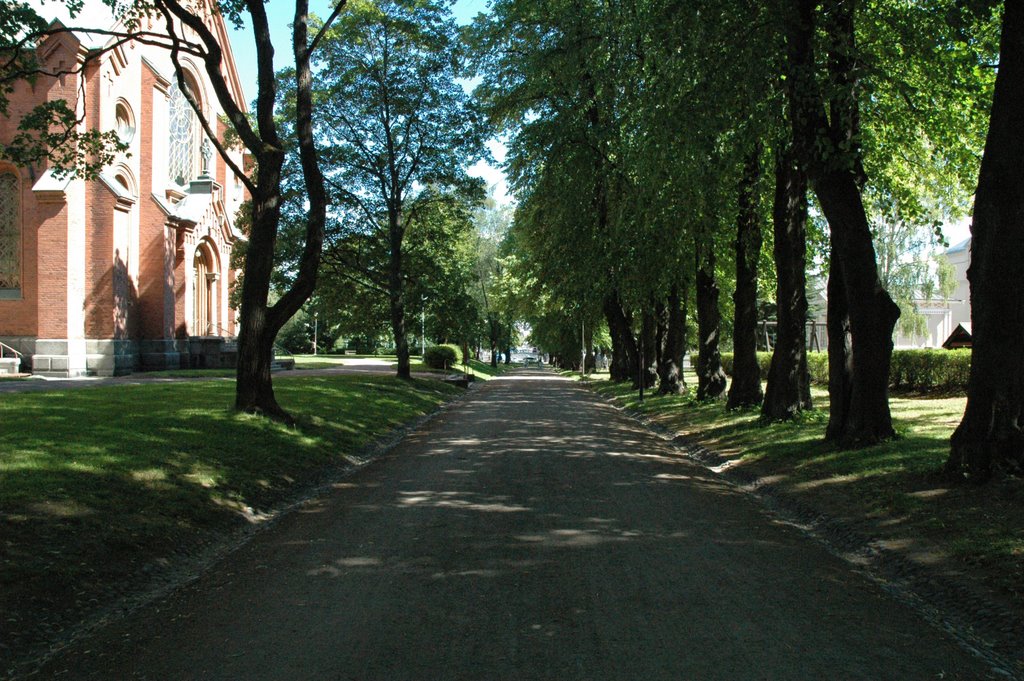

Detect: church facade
[0,1,247,376]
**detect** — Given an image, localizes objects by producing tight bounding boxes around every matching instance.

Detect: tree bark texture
[763,146,812,420]
[635,307,658,389]
[948,1,1024,479]
[389,221,411,379]
[824,251,853,441]
[784,0,899,445]
[604,292,638,383]
[658,283,688,395]
[696,242,727,401]
[727,146,765,410]
[655,298,668,376]
[488,316,500,368]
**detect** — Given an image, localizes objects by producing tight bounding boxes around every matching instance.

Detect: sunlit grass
[0,374,459,653]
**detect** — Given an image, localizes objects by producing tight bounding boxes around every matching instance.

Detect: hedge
[709,348,970,393]
[423,344,463,370]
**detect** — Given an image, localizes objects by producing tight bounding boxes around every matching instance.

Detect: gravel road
[33,370,1003,680]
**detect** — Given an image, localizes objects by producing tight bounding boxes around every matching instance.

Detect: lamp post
[313,312,318,356]
[421,297,426,358]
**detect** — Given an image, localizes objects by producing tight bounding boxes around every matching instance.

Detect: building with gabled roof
[0,0,247,376]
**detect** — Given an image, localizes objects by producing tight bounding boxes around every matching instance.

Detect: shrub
[717,352,773,379]
[889,349,971,391]
[423,344,461,369]
[806,352,829,385]
[702,349,967,392]
[806,349,969,392]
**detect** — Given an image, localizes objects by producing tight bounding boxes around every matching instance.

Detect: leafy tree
[313,0,484,379]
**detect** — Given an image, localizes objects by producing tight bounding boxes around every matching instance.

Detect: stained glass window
[168,82,197,186]
[0,172,20,291]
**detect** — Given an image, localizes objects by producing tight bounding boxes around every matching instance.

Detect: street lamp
[313,312,318,356]
[421,296,426,358]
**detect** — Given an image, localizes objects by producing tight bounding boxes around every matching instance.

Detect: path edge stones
[589,387,1023,680]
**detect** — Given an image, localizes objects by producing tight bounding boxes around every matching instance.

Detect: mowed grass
[0,373,459,663]
[590,371,1024,606]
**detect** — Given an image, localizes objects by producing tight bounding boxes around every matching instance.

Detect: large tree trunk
[635,307,658,389]
[824,251,853,440]
[762,146,812,420]
[488,316,499,368]
[727,146,765,410]
[658,283,688,395]
[604,291,638,382]
[817,176,899,444]
[696,240,727,400]
[948,2,1024,480]
[235,164,287,419]
[784,0,898,445]
[389,221,411,379]
[654,298,668,376]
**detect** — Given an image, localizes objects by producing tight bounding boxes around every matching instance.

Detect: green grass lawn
[0,373,459,664]
[588,370,1024,607]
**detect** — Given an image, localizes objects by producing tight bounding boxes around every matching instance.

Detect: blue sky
[225,0,510,203]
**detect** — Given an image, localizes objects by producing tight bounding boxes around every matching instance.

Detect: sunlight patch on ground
[495,373,571,382]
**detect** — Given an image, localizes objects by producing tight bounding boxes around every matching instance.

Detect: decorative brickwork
[0,7,246,376]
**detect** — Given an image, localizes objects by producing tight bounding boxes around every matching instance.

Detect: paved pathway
[35,370,1000,679]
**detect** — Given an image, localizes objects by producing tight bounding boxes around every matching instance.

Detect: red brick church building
[0,1,247,376]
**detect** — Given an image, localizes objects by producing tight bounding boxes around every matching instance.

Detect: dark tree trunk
[784,0,899,445]
[763,146,812,420]
[727,145,765,410]
[235,165,288,419]
[655,298,668,373]
[658,282,688,395]
[604,291,638,382]
[634,307,658,389]
[824,252,853,440]
[488,316,499,368]
[584,322,596,372]
[948,2,1024,480]
[696,241,727,400]
[388,221,411,379]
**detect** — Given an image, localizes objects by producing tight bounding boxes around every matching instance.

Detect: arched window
[0,171,20,293]
[115,101,135,145]
[168,76,200,186]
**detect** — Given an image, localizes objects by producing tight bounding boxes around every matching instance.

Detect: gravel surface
[26,370,1008,679]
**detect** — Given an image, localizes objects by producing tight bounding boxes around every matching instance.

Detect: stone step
[0,357,21,375]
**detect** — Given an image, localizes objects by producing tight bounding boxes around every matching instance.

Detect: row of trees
[6,0,1023,478]
[471,0,1020,478]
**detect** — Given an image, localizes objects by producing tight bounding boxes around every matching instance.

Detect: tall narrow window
[0,171,20,293]
[168,79,199,186]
